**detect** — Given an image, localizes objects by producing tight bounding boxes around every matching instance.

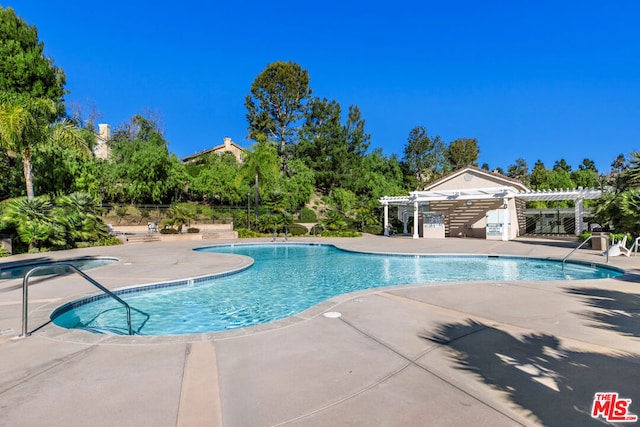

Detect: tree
[188,152,243,204]
[529,160,550,190]
[245,61,312,150]
[296,97,345,193]
[0,6,66,118]
[236,137,281,221]
[447,138,479,169]
[578,158,597,172]
[0,94,88,199]
[53,192,108,246]
[102,114,188,204]
[571,159,599,189]
[0,146,23,200]
[402,126,448,189]
[506,158,529,186]
[279,159,315,211]
[553,158,572,173]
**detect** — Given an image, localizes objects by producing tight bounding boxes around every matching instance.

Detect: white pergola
[379,187,603,239]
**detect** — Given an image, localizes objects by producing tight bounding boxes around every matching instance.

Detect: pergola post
[575,198,584,235]
[383,201,389,236]
[413,201,420,239]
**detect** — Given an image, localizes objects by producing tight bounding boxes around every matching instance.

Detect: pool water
[0,257,117,281]
[51,244,622,336]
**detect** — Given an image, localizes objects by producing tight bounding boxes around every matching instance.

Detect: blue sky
[8,1,640,173]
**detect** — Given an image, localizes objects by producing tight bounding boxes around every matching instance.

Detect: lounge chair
[604,235,631,257]
[107,224,118,236]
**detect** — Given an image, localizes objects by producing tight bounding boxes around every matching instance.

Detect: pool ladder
[561,234,609,270]
[19,262,133,338]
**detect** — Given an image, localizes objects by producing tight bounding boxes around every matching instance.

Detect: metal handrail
[562,235,609,270]
[20,262,133,337]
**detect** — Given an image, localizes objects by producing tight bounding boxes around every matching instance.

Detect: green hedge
[299,207,317,222]
[286,223,308,236]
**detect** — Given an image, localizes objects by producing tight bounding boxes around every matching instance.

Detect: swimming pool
[0,257,118,281]
[51,244,622,336]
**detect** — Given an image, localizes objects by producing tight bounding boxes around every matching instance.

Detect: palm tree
[1,196,58,251]
[0,94,89,199]
[235,137,281,222]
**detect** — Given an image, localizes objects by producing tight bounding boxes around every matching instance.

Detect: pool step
[122,235,161,244]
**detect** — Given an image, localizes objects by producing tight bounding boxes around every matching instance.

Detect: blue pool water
[0,257,117,281]
[51,244,622,336]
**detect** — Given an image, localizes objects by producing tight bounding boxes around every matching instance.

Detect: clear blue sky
[9,1,640,173]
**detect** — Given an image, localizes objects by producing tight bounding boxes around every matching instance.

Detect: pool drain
[323,312,342,318]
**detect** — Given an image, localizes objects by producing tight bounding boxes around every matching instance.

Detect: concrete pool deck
[1,235,639,426]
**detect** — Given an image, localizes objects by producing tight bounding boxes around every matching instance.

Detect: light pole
[247,192,251,229]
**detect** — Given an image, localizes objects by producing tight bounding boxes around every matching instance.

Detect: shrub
[236,227,263,238]
[321,231,362,237]
[187,227,200,233]
[286,223,308,236]
[310,224,325,235]
[160,228,179,234]
[299,207,317,223]
[362,224,383,235]
[0,247,10,257]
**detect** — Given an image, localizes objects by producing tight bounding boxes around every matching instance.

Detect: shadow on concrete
[565,287,640,338]
[423,320,640,427]
[513,238,580,249]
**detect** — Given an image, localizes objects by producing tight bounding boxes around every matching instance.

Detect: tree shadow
[423,320,640,426]
[565,287,640,338]
[513,238,582,250]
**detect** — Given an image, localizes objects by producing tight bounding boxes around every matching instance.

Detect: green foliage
[280,159,315,210]
[362,224,383,235]
[0,7,66,114]
[320,230,362,237]
[447,138,479,170]
[402,126,448,188]
[236,137,282,217]
[236,227,263,238]
[0,146,23,200]
[299,207,317,222]
[0,93,89,198]
[0,192,107,253]
[287,223,308,236]
[188,152,243,204]
[159,227,179,234]
[256,213,286,233]
[245,61,312,148]
[102,114,188,204]
[0,246,10,257]
[322,210,349,231]
[506,158,529,186]
[326,188,356,213]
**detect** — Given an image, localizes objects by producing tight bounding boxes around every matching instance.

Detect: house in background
[93,124,111,160]
[181,137,246,164]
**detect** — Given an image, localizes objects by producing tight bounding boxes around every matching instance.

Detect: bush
[310,224,325,235]
[187,227,200,233]
[160,228,179,234]
[287,223,308,236]
[299,207,317,222]
[321,231,362,237]
[362,224,383,235]
[236,227,263,238]
[0,247,10,257]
